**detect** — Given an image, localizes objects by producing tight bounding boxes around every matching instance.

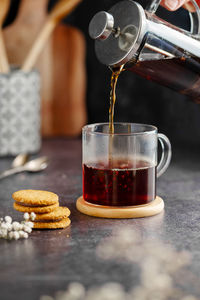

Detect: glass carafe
[89,0,200,102]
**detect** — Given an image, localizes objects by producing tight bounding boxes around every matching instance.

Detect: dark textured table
[0,138,200,300]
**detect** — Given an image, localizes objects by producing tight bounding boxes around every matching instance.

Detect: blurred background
[4,0,200,148]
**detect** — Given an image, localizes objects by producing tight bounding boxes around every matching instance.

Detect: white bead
[23,232,28,239]
[0,215,33,240]
[19,231,25,238]
[0,230,3,238]
[25,221,34,228]
[13,231,20,240]
[24,213,30,221]
[5,216,12,224]
[23,225,32,233]
[18,224,23,231]
[12,222,21,231]
[67,282,85,298]
[1,229,8,239]
[30,212,36,221]
[1,222,8,230]
[8,231,14,239]
[6,223,12,232]
[19,231,29,239]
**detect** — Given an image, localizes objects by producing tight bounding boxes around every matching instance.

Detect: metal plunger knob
[89,11,114,40]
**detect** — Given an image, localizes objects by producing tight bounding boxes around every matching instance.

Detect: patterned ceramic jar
[0,69,41,156]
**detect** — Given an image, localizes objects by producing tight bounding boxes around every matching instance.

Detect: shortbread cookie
[33,218,71,229]
[35,207,70,221]
[12,190,59,206]
[13,202,59,214]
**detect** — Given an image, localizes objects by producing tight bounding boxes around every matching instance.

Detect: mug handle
[157,133,172,177]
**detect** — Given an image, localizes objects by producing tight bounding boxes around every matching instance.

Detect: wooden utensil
[4,0,54,134]
[4,0,87,137]
[0,0,10,73]
[22,0,82,72]
[4,0,49,67]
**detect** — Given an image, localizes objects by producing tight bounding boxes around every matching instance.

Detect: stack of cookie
[13,190,71,229]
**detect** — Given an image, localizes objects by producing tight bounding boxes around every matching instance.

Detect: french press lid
[89,0,200,67]
[89,0,147,66]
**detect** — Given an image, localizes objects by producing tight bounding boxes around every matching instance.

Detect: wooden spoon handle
[22,21,55,72]
[49,0,82,22]
[15,0,48,23]
[0,0,10,73]
[22,0,82,72]
[0,32,9,73]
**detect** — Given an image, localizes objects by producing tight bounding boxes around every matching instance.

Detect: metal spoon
[0,156,48,180]
[11,153,29,168]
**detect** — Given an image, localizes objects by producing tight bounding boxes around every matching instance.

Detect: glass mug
[82,123,171,206]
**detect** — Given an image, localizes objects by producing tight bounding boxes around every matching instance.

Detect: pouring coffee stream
[89,0,200,103]
[109,65,124,134]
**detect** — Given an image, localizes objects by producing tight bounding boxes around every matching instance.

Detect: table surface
[0,138,200,300]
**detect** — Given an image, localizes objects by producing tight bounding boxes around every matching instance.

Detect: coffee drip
[89,0,200,102]
[109,65,124,134]
[108,66,123,169]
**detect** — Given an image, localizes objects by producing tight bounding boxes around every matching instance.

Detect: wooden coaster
[76,196,164,219]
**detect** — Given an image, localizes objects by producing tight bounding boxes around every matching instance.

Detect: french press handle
[146,0,200,36]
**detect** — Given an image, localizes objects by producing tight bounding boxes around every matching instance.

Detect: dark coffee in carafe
[89,0,200,102]
[129,57,200,103]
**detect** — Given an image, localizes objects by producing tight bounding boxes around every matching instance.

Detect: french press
[89,0,200,102]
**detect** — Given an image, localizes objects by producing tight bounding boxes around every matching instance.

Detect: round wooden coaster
[76,196,164,219]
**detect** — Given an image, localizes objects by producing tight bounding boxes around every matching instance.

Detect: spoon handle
[0,166,25,179]
[0,31,9,73]
[22,0,81,72]
[21,20,55,72]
